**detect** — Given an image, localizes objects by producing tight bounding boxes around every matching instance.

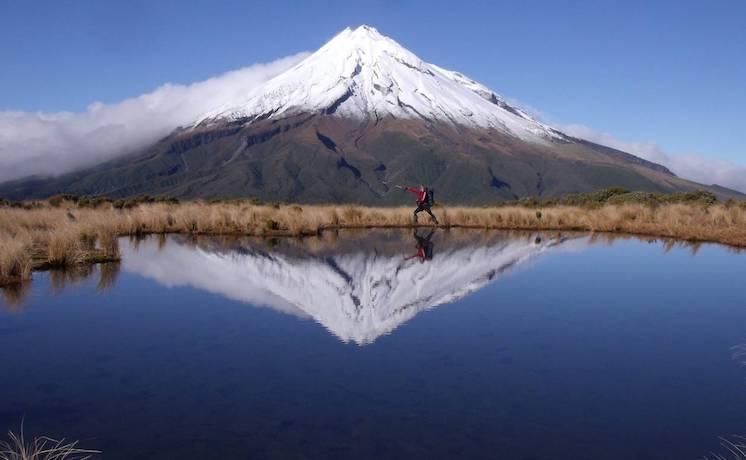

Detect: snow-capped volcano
[200,25,563,142]
[7,25,737,203]
[122,232,571,345]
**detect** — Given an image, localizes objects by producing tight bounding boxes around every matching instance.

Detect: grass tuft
[0,423,99,460]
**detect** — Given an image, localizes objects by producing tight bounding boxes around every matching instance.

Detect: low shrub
[661,190,718,205]
[48,194,79,207]
[606,191,661,205]
[503,187,722,208]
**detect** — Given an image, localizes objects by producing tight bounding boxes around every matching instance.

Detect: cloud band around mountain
[559,124,746,193]
[0,52,309,182]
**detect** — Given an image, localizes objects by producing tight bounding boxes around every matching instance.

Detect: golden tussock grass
[1,199,745,287]
[0,238,32,287]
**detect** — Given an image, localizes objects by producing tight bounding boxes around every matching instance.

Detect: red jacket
[405,187,427,204]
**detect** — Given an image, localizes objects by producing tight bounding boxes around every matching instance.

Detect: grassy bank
[1,191,745,287]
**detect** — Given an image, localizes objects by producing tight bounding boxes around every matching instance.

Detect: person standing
[396,184,439,224]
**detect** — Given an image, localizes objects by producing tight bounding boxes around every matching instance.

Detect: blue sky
[0,0,744,174]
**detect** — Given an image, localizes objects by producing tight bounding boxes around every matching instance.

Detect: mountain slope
[0,114,737,203]
[0,25,741,203]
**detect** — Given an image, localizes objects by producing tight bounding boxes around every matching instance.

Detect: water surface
[1,230,745,459]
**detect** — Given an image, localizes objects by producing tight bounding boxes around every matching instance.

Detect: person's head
[419,184,425,191]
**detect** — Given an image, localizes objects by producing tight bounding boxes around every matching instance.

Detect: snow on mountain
[198,25,564,142]
[122,233,570,344]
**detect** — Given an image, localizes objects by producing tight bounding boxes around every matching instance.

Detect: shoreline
[1,199,745,287]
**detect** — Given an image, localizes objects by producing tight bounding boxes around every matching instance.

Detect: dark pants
[414,202,438,223]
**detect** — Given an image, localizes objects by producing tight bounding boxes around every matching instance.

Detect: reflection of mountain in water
[122,231,568,344]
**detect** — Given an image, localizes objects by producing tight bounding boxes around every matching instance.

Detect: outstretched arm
[394,185,421,195]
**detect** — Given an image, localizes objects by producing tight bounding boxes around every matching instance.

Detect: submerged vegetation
[1,189,745,287]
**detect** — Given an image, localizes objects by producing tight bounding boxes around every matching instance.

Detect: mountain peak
[198,26,562,142]
[345,24,385,39]
[331,25,389,46]
[315,24,422,70]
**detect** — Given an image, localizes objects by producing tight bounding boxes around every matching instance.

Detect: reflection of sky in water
[0,231,745,460]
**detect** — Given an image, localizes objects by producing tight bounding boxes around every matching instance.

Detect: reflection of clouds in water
[732,345,746,367]
[122,232,572,344]
[124,241,310,319]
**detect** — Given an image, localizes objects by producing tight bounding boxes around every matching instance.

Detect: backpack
[426,188,435,206]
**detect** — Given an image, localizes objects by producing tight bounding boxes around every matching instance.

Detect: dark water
[1,230,745,459]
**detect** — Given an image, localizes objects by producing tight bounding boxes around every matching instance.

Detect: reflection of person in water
[405,229,435,263]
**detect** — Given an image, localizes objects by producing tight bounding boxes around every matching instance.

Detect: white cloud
[558,124,746,193]
[0,52,309,182]
[507,97,746,194]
